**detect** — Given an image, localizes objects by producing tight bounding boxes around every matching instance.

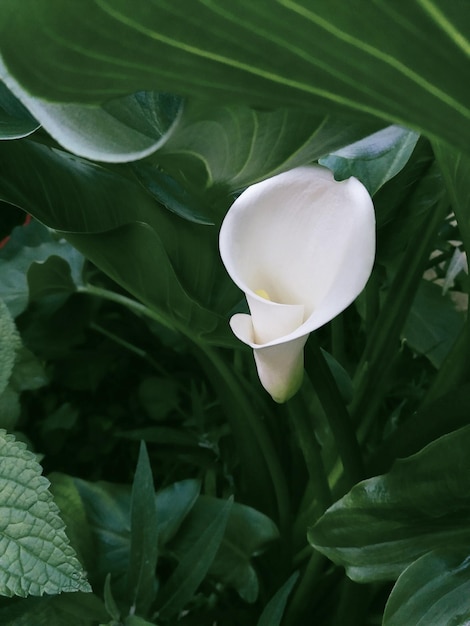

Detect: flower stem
[79,283,290,530]
[305,336,364,488]
[286,393,332,512]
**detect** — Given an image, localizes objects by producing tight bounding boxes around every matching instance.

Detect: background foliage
[0,2,469,625]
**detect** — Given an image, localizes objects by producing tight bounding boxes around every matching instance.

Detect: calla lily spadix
[219,165,375,403]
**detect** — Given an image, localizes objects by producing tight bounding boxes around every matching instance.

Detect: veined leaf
[383,547,470,626]
[154,100,382,193]
[309,425,470,583]
[0,81,39,140]
[0,299,20,395]
[0,430,90,596]
[0,1,468,155]
[0,59,182,163]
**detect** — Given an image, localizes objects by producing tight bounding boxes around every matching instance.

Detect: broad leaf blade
[0,1,468,155]
[383,547,470,626]
[0,81,39,140]
[154,101,382,194]
[1,59,182,163]
[0,430,90,596]
[309,425,470,582]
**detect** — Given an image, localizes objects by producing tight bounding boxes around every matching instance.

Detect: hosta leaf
[383,546,470,626]
[0,81,39,140]
[309,425,470,583]
[0,1,468,155]
[319,125,419,195]
[0,430,90,596]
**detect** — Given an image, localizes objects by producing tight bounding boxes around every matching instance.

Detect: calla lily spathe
[219,165,375,403]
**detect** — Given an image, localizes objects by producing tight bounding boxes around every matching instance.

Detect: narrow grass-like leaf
[127,442,159,614]
[0,430,90,596]
[157,496,233,619]
[257,572,299,626]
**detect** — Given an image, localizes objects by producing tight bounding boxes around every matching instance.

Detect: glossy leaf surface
[309,426,470,582]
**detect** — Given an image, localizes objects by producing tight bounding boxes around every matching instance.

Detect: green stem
[286,394,332,513]
[195,343,291,534]
[89,322,167,375]
[79,283,290,531]
[284,550,326,625]
[351,192,449,435]
[77,284,174,331]
[305,336,364,488]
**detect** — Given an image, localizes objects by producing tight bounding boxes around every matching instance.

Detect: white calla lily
[219,165,375,403]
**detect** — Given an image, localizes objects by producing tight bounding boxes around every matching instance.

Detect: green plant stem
[284,550,326,626]
[79,283,290,532]
[351,192,449,439]
[330,315,345,365]
[89,321,167,375]
[195,342,291,535]
[286,395,332,513]
[305,336,364,488]
[77,284,174,331]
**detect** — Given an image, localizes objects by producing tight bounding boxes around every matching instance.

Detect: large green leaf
[0,82,40,140]
[1,60,182,163]
[0,140,235,343]
[309,425,470,583]
[383,547,470,626]
[0,1,468,155]
[0,81,39,140]
[0,430,90,596]
[153,100,381,194]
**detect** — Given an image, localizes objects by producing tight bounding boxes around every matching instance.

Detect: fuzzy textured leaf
[0,430,90,596]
